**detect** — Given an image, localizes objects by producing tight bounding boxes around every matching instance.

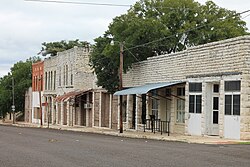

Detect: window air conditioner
[84,103,92,109]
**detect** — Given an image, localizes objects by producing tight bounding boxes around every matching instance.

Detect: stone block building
[115,35,250,140]
[43,46,118,129]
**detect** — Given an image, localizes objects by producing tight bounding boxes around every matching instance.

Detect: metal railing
[160,121,170,136]
[143,119,170,136]
[144,119,161,133]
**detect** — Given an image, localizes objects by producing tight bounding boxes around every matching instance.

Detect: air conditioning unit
[84,103,92,109]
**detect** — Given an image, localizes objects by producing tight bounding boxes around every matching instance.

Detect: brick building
[115,35,250,140]
[31,61,44,124]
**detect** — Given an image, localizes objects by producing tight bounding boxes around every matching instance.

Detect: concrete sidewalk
[1,120,249,145]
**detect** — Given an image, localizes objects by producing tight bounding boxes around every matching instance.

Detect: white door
[211,96,219,135]
[188,113,202,135]
[224,115,240,139]
[224,93,241,139]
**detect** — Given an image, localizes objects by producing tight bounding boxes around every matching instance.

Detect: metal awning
[55,89,91,102]
[114,81,185,96]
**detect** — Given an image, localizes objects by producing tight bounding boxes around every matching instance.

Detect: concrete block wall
[123,36,250,87]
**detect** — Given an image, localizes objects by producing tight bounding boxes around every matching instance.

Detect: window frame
[224,80,241,116]
[176,87,185,123]
[189,82,202,114]
[151,90,159,120]
[224,92,241,116]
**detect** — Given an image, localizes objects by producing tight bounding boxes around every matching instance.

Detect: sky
[0,0,250,78]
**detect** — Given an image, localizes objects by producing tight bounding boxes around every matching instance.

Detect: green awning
[114,81,185,95]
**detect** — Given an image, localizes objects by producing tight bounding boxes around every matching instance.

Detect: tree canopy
[39,39,90,57]
[0,57,40,117]
[90,0,249,93]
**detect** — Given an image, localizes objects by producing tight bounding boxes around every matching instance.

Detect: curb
[1,122,248,145]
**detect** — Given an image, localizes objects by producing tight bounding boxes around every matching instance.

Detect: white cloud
[0,0,249,78]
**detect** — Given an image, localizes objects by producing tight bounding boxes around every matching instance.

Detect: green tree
[0,56,40,117]
[39,39,90,57]
[90,0,249,92]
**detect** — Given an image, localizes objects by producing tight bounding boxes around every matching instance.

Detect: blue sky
[0,0,250,77]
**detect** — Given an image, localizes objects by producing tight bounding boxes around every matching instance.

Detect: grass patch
[237,142,250,145]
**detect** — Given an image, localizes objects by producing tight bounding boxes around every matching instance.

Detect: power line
[24,0,132,7]
[24,0,207,11]
[124,9,250,52]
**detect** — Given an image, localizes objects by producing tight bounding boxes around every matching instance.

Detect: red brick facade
[32,61,44,92]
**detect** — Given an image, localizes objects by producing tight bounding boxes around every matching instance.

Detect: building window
[189,83,202,92]
[54,71,56,90]
[213,84,219,93]
[59,68,61,86]
[176,87,185,123]
[225,81,241,92]
[224,81,240,116]
[225,95,240,116]
[166,88,171,97]
[48,72,50,90]
[63,66,65,86]
[35,76,38,91]
[151,90,159,119]
[141,94,146,124]
[189,82,202,114]
[189,95,202,113]
[40,75,43,91]
[71,74,73,85]
[66,65,68,86]
[45,72,47,90]
[177,87,185,96]
[50,71,53,90]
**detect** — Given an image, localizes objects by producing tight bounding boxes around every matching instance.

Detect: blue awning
[114,81,185,96]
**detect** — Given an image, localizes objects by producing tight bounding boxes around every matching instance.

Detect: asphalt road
[0,125,249,167]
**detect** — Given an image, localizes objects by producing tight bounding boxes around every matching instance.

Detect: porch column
[117,96,120,130]
[99,92,102,127]
[146,94,150,119]
[67,101,70,126]
[126,95,133,129]
[51,97,55,124]
[72,101,75,126]
[219,79,225,138]
[109,94,112,129]
[60,102,64,125]
[86,94,89,126]
[55,102,58,124]
[135,94,140,130]
[92,92,95,127]
[201,81,206,135]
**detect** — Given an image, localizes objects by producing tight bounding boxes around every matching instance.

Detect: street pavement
[0,125,249,167]
[2,120,250,145]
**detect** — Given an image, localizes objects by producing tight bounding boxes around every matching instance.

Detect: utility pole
[12,77,15,124]
[39,71,43,126]
[119,42,124,133]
